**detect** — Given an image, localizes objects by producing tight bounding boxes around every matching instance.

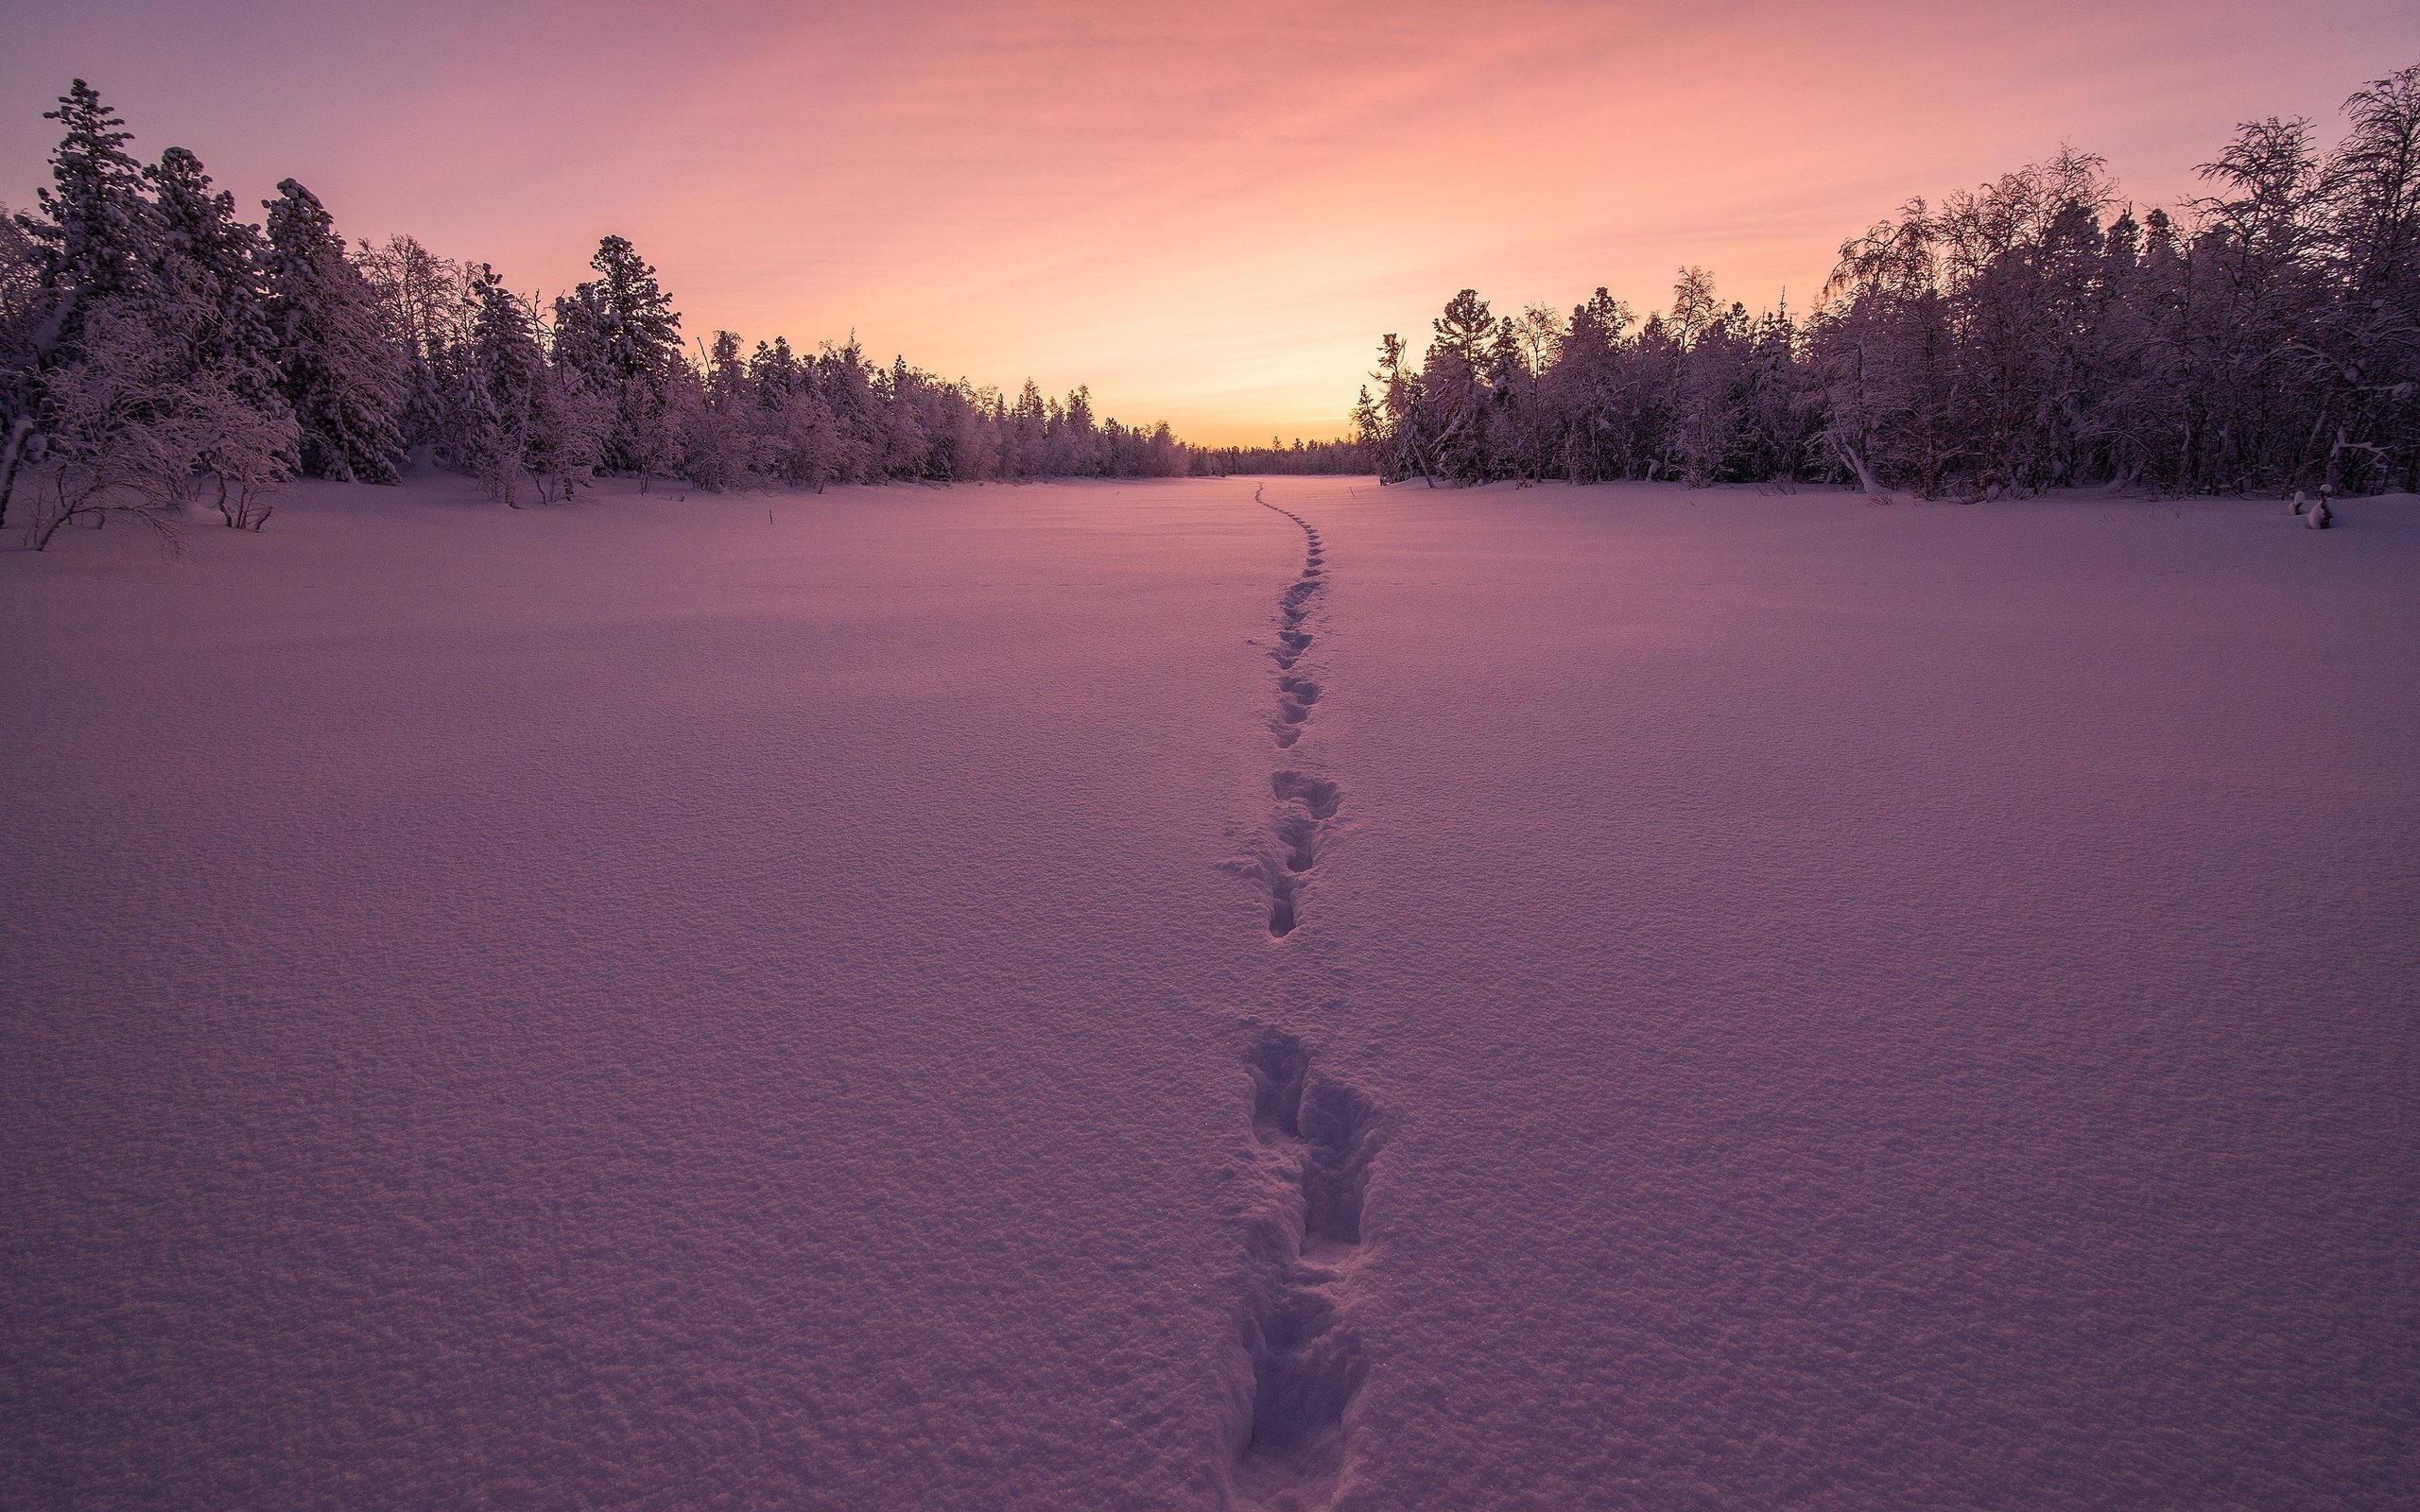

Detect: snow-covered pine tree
[552,234,683,472]
[748,336,801,404]
[17,80,153,309]
[1411,290,1499,484]
[146,147,285,428]
[263,179,406,483]
[453,266,604,505]
[461,266,545,504]
[6,81,154,529]
[705,329,749,410]
[599,237,681,378]
[548,282,614,387]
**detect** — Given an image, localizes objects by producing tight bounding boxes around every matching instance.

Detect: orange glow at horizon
[8,0,2416,446]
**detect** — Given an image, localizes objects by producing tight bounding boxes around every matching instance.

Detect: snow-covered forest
[1358,63,2420,498]
[9,61,2418,548]
[0,81,1211,548]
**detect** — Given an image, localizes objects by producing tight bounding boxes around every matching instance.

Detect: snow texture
[4,476,2415,1510]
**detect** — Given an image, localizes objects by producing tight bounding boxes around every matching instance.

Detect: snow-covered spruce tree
[771,380,845,491]
[551,234,683,473]
[1358,334,1415,483]
[615,370,681,492]
[6,81,155,530]
[704,328,750,410]
[17,80,153,311]
[449,268,608,507]
[459,266,545,505]
[1002,379,1046,478]
[881,356,935,477]
[741,336,817,489]
[818,338,882,480]
[144,148,288,441]
[263,180,405,483]
[1401,290,1498,485]
[9,96,300,541]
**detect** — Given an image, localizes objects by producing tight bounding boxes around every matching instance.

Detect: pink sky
[8,0,2417,444]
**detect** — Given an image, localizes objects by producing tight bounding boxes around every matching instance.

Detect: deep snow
[3,475,2414,1509]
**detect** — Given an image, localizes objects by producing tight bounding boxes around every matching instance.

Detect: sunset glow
[9,3,2420,1505]
[6,0,2414,441]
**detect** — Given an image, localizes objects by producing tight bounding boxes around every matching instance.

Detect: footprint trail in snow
[1219,484,1381,1510]
[1230,1028,1378,1508]
[1253,488,1338,936]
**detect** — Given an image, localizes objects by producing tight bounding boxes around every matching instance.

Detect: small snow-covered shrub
[199,387,299,529]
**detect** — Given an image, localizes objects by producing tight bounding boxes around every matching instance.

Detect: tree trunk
[1835,441,1885,496]
[0,415,34,532]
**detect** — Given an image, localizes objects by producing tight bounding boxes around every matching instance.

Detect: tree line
[0,81,1208,547]
[1357,62,2420,499]
[1192,437,1369,475]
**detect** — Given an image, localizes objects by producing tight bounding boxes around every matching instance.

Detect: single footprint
[1272,809,1319,872]
[1270,770,1341,819]
[1266,874,1301,936]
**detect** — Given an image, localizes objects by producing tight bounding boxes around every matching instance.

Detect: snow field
[5,475,2415,1509]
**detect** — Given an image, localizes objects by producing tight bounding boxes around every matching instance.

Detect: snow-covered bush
[778,391,852,492]
[522,368,612,506]
[668,375,761,492]
[197,383,297,529]
[27,305,295,547]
